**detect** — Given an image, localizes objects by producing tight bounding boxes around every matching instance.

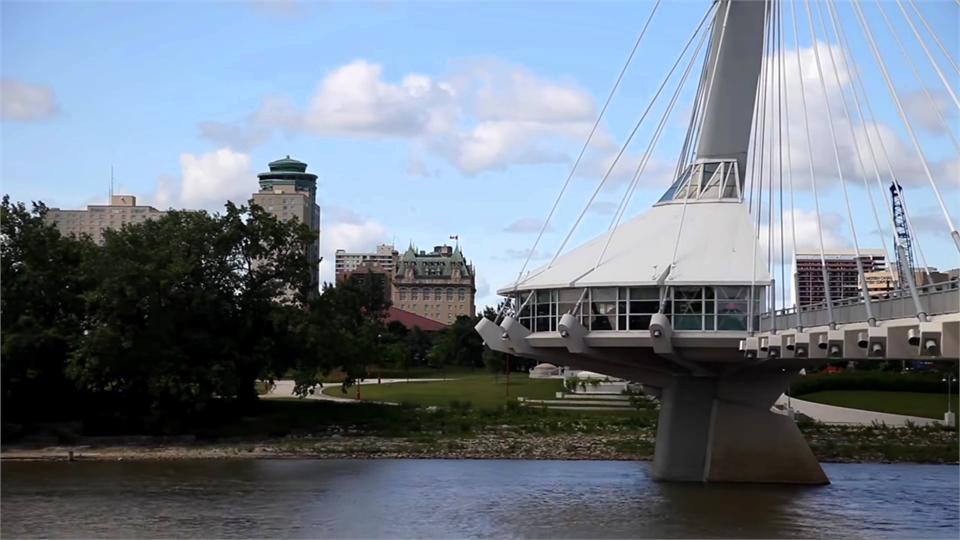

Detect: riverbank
[3,421,958,464]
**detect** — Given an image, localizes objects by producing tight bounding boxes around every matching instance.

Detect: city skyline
[3,0,958,311]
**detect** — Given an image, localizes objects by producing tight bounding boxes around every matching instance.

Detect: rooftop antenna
[109,166,115,203]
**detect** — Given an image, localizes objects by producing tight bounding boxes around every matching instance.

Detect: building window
[457,288,466,302]
[423,289,431,300]
[411,288,420,300]
[434,288,442,300]
[399,288,407,301]
[446,288,454,301]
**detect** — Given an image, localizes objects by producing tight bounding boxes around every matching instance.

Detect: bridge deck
[759,279,959,331]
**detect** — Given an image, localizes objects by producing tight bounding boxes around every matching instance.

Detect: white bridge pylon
[478,0,959,485]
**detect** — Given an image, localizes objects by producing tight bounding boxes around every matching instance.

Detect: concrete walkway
[774,394,942,427]
[262,378,449,404]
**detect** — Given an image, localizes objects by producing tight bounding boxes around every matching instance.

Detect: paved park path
[775,394,942,426]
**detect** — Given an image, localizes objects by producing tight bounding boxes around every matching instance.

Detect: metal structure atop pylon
[890,182,917,291]
[477,0,960,485]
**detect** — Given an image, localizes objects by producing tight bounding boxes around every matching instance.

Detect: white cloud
[319,206,389,285]
[751,41,960,192]
[758,208,852,265]
[151,147,256,211]
[503,217,553,234]
[203,57,617,176]
[902,88,957,136]
[1,78,59,122]
[259,59,460,139]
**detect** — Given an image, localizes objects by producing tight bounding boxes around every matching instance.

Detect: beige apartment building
[392,243,477,324]
[250,156,321,289]
[862,268,952,296]
[45,195,167,244]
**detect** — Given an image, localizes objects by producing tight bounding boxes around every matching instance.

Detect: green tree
[0,196,94,420]
[293,276,390,396]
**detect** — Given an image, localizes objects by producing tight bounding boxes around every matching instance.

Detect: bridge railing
[758,278,959,331]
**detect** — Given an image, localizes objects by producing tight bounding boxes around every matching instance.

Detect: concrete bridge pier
[651,369,829,485]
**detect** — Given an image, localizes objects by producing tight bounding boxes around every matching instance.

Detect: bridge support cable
[851,0,960,255]
[666,0,739,296]
[778,1,803,333]
[877,1,960,155]
[843,3,945,280]
[776,0,787,321]
[806,0,879,325]
[747,0,776,335]
[493,0,664,320]
[821,0,900,291]
[832,0,933,323]
[905,0,960,77]
[790,0,838,330]
[595,20,714,271]
[889,0,960,111]
[545,2,717,271]
[827,0,932,287]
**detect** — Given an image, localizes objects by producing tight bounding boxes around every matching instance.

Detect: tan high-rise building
[792,248,887,307]
[392,243,476,324]
[335,244,398,300]
[250,156,321,289]
[335,244,398,277]
[862,268,952,296]
[45,195,166,245]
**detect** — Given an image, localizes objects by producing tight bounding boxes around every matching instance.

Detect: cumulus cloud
[749,41,959,192]
[758,208,852,265]
[901,89,958,136]
[1,78,60,122]
[199,57,617,177]
[504,217,553,234]
[319,205,389,285]
[150,148,256,210]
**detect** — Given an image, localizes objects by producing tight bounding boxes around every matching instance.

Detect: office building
[250,156,321,289]
[792,248,887,307]
[392,243,476,324]
[45,195,166,245]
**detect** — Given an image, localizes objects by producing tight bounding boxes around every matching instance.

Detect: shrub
[791,371,948,397]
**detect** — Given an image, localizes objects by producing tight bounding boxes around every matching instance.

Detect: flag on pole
[450,235,459,240]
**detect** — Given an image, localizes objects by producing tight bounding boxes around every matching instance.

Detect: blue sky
[2,0,958,310]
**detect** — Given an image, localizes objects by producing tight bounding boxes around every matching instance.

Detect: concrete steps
[553,392,631,401]
[524,399,633,407]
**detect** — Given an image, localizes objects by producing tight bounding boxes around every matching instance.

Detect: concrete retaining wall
[774,394,942,426]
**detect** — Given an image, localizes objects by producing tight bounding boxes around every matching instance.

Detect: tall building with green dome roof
[250,156,321,289]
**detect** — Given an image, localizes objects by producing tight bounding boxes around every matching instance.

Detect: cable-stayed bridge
[477,0,959,485]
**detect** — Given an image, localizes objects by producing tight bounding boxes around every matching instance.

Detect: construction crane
[889,181,916,290]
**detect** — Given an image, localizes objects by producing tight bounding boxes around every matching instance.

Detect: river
[2,460,957,539]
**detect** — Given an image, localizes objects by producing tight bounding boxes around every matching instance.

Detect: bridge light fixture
[870,342,884,357]
[502,332,508,340]
[759,338,769,352]
[785,336,796,351]
[795,345,808,358]
[907,328,920,347]
[828,344,843,358]
[924,339,939,356]
[559,329,570,338]
[817,335,828,350]
[857,332,868,349]
[653,329,662,338]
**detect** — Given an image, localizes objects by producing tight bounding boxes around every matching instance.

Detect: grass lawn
[798,390,960,424]
[322,373,565,409]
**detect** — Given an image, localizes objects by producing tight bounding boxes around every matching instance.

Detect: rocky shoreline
[3,430,958,465]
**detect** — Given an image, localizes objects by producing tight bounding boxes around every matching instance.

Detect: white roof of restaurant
[498,200,772,294]
[532,363,557,370]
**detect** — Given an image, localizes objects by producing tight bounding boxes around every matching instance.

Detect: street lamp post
[943,374,957,426]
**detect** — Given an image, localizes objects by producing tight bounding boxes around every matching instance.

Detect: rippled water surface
[2,460,957,539]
